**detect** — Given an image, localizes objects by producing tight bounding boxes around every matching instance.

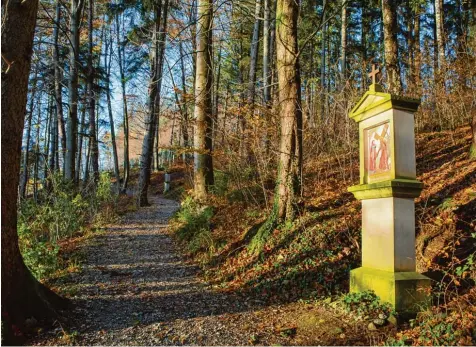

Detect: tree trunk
[65,0,84,182]
[435,0,445,71]
[53,0,66,171]
[43,96,53,184]
[381,0,402,94]
[105,32,121,191]
[83,138,91,182]
[33,105,41,202]
[320,0,327,121]
[275,0,302,221]
[87,0,99,183]
[138,0,169,206]
[414,7,421,91]
[193,0,214,200]
[1,0,67,341]
[263,0,272,106]
[406,0,415,89]
[340,0,347,84]
[361,0,369,90]
[49,91,58,178]
[116,13,130,193]
[75,106,86,183]
[179,41,190,149]
[213,46,222,144]
[471,113,476,158]
[248,0,262,105]
[250,0,302,252]
[19,76,37,199]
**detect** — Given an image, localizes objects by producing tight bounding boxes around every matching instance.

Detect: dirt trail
[31,194,371,346]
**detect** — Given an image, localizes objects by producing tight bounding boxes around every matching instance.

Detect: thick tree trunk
[1,0,67,341]
[65,0,84,182]
[138,0,169,206]
[87,0,99,183]
[53,0,66,171]
[116,14,130,193]
[193,0,214,200]
[275,0,302,221]
[382,0,402,94]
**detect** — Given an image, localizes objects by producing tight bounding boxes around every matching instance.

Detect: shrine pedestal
[347,83,431,314]
[350,268,430,313]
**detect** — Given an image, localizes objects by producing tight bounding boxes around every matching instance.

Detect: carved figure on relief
[367,123,391,175]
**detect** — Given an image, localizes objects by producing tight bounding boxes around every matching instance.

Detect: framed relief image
[364,122,392,182]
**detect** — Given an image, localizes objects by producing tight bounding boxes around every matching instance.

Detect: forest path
[32,194,367,346]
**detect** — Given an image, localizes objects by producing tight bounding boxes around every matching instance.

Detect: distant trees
[65,0,85,182]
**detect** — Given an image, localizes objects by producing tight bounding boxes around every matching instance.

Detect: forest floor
[28,194,390,346]
[26,126,475,346]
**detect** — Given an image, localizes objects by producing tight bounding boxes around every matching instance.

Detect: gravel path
[31,194,371,346]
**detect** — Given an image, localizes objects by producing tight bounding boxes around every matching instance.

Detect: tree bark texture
[1,0,67,341]
[275,0,303,221]
[193,0,214,200]
[381,0,402,94]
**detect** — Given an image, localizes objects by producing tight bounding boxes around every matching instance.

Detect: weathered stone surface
[350,267,431,313]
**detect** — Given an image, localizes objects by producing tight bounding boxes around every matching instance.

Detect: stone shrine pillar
[348,82,431,314]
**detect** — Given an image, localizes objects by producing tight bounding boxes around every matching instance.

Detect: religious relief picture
[365,122,392,180]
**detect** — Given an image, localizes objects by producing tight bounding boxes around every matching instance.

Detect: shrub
[174,195,215,254]
[18,172,118,280]
[341,290,395,318]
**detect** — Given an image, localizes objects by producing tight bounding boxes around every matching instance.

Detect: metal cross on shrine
[368,64,380,85]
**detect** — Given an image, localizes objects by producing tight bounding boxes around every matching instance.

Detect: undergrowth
[18,172,118,280]
[174,195,215,257]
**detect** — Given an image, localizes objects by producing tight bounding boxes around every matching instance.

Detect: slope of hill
[170,126,476,345]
